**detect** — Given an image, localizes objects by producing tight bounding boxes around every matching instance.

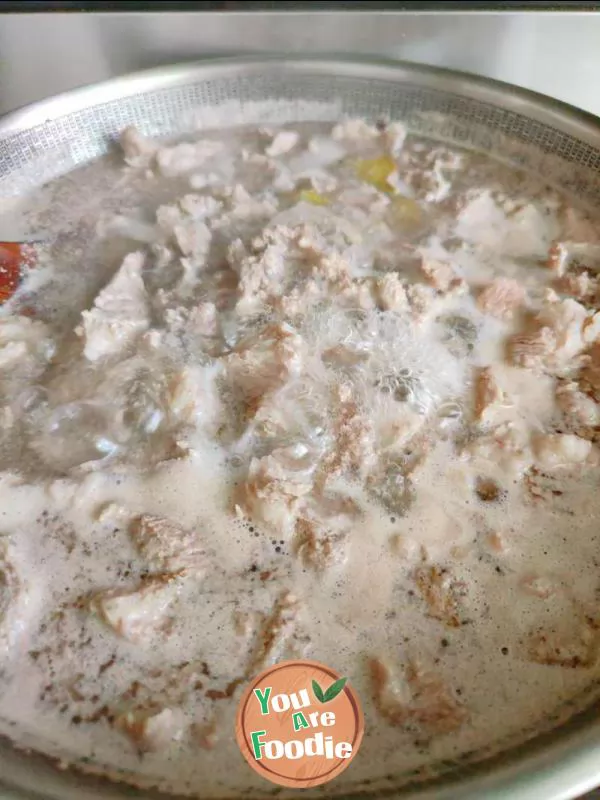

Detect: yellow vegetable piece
[298,189,330,206]
[355,155,397,193]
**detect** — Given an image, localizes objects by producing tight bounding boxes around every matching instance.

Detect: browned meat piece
[580,344,600,401]
[532,433,592,470]
[114,706,182,753]
[294,517,346,572]
[477,278,525,319]
[321,345,369,369]
[225,323,303,405]
[376,273,409,312]
[192,716,219,750]
[0,544,19,628]
[556,381,600,435]
[414,565,467,628]
[509,327,556,370]
[529,621,599,668]
[322,399,374,478]
[89,574,183,643]
[129,514,207,574]
[546,242,570,276]
[474,476,505,502]
[509,296,600,372]
[0,543,21,653]
[546,241,600,277]
[486,531,507,554]
[370,657,467,736]
[246,591,300,676]
[420,257,464,294]
[555,271,593,301]
[473,367,503,422]
[237,447,313,532]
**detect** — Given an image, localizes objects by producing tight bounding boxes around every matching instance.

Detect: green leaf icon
[312,677,348,703]
[323,677,348,702]
[312,679,325,703]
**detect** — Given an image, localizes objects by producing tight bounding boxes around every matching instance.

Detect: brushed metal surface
[2,54,600,800]
[1,11,600,117]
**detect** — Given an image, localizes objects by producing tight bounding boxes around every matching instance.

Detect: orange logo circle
[236,659,364,789]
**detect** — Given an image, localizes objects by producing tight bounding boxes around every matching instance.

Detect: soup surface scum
[0,119,598,795]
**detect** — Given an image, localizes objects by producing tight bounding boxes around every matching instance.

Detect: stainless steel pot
[1,56,600,800]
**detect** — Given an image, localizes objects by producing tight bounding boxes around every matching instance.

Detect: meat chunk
[0,315,54,375]
[115,707,183,752]
[0,544,20,652]
[233,609,259,639]
[166,365,221,432]
[322,400,375,478]
[293,490,360,570]
[89,574,183,642]
[529,621,599,668]
[465,422,532,478]
[331,119,379,142]
[477,278,525,320]
[456,191,555,259]
[555,271,594,301]
[238,446,314,532]
[338,279,378,311]
[556,381,600,434]
[509,296,600,372]
[547,242,569,276]
[129,514,207,574]
[562,208,600,243]
[229,226,314,311]
[376,273,409,312]
[474,475,504,502]
[367,459,416,517]
[78,252,149,362]
[509,327,557,371]
[294,517,346,572]
[486,531,507,554]
[225,323,303,406]
[156,139,224,178]
[212,186,279,244]
[246,591,300,675]
[580,343,600,401]
[278,280,323,318]
[165,302,219,341]
[406,284,439,321]
[420,257,464,294]
[176,222,212,263]
[370,657,467,736]
[156,201,214,265]
[179,194,223,221]
[532,433,592,470]
[414,565,467,628]
[322,344,369,369]
[546,241,600,277]
[192,716,220,750]
[473,367,503,422]
[314,252,352,284]
[189,302,219,337]
[119,126,159,168]
[265,131,299,157]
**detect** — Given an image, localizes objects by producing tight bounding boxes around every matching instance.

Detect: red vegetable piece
[0,242,36,304]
